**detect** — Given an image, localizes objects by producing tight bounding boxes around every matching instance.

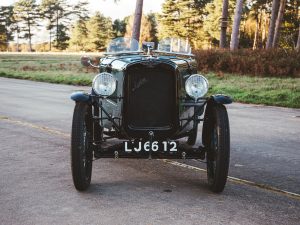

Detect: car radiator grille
[125,63,176,129]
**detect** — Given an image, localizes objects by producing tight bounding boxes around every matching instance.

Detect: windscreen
[107,37,139,53]
[157,38,191,54]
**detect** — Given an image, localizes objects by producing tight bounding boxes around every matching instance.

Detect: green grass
[0,53,299,108]
[206,73,300,108]
[0,69,93,85]
[0,53,96,85]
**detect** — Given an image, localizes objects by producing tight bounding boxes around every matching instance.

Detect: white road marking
[234,164,244,167]
[0,116,70,138]
[162,159,300,201]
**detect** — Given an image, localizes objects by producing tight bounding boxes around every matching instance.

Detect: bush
[193,49,300,77]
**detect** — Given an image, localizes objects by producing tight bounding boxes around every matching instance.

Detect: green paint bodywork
[96,52,198,132]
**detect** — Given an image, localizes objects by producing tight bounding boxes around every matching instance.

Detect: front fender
[70,92,91,103]
[210,94,232,105]
[202,94,232,147]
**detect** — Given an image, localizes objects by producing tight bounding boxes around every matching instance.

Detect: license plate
[124,141,177,152]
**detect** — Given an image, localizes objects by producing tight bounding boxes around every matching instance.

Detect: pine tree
[85,12,113,51]
[0,25,7,51]
[230,0,244,50]
[272,0,287,47]
[40,0,73,50]
[220,0,229,48]
[159,0,181,38]
[266,0,280,48]
[72,0,89,20]
[125,14,158,43]
[69,19,88,51]
[296,24,300,51]
[147,13,159,44]
[176,0,203,40]
[251,0,268,49]
[40,0,57,51]
[0,6,15,51]
[159,0,208,47]
[53,23,69,50]
[132,0,144,41]
[112,19,127,38]
[14,0,40,52]
[40,0,89,51]
[277,0,299,48]
[203,0,235,48]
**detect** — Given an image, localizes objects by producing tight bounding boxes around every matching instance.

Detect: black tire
[71,102,93,191]
[206,104,230,193]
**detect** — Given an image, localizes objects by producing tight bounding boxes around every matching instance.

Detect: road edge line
[161,159,300,201]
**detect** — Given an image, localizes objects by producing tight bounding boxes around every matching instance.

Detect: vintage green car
[70,37,232,193]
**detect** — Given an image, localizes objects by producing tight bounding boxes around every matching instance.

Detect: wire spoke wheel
[206,104,230,193]
[81,122,92,181]
[71,102,93,191]
[207,125,218,183]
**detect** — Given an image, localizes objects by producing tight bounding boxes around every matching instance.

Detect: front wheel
[71,102,93,191]
[206,104,230,193]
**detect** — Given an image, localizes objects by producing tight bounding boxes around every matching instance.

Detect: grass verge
[0,69,93,86]
[206,73,300,108]
[0,54,299,108]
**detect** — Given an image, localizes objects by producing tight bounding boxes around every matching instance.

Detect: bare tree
[266,0,279,49]
[220,0,229,48]
[230,0,243,51]
[272,0,286,48]
[132,0,143,42]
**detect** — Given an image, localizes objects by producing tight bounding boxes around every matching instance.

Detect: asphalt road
[0,77,299,225]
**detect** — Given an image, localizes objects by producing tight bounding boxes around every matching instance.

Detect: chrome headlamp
[92,72,117,96]
[185,74,209,99]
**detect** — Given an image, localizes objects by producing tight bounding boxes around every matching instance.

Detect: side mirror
[81,56,92,67]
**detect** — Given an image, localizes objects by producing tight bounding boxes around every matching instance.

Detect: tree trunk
[5,24,9,51]
[49,29,52,51]
[296,24,300,52]
[230,0,243,51]
[261,9,267,48]
[272,0,286,48]
[253,10,259,50]
[132,0,143,42]
[6,34,9,51]
[257,9,263,48]
[16,28,19,52]
[56,12,59,48]
[219,0,229,48]
[266,0,280,49]
[28,20,32,52]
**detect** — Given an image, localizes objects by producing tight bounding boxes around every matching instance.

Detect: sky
[1,0,164,20]
[0,0,164,43]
